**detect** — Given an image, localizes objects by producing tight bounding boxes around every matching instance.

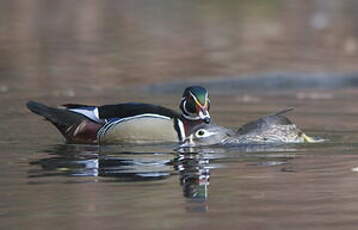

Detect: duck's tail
[26,101,102,144]
[270,107,325,143]
[273,107,294,116]
[27,101,83,129]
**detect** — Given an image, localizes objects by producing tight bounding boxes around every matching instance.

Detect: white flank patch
[94,108,99,120]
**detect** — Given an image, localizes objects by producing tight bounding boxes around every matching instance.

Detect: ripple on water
[4,88,358,229]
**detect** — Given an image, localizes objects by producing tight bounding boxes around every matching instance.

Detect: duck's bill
[302,133,326,143]
[198,110,211,123]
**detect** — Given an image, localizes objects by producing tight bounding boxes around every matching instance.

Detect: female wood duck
[182,108,321,147]
[26,86,211,144]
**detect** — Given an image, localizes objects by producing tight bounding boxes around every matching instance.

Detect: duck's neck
[181,112,202,121]
[181,116,206,137]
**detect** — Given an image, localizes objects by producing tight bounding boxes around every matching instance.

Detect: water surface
[2,0,358,229]
[2,87,358,230]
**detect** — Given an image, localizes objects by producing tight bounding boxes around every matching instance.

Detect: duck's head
[179,86,211,123]
[181,123,235,147]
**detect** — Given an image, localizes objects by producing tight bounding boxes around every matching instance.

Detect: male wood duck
[26,86,211,144]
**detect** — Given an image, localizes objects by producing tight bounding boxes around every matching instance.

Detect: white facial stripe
[196,129,216,138]
[182,113,201,120]
[182,100,194,116]
[181,90,210,121]
[189,91,207,108]
[207,131,216,136]
[182,100,200,119]
[182,103,210,121]
[198,110,210,120]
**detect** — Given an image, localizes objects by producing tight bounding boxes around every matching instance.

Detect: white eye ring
[195,129,213,138]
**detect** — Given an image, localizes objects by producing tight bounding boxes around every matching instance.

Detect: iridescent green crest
[183,86,208,106]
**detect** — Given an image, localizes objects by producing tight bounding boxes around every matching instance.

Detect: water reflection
[172,153,210,201]
[29,144,173,181]
[29,144,299,203]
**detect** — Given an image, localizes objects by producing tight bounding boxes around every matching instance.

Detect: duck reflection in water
[172,152,210,201]
[29,142,299,204]
[29,144,213,201]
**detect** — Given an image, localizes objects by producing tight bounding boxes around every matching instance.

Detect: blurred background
[1,0,358,92]
[4,2,358,229]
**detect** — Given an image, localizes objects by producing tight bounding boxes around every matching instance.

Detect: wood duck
[26,86,211,144]
[182,108,321,147]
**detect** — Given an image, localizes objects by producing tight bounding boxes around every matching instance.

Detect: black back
[98,103,180,120]
[236,108,294,136]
